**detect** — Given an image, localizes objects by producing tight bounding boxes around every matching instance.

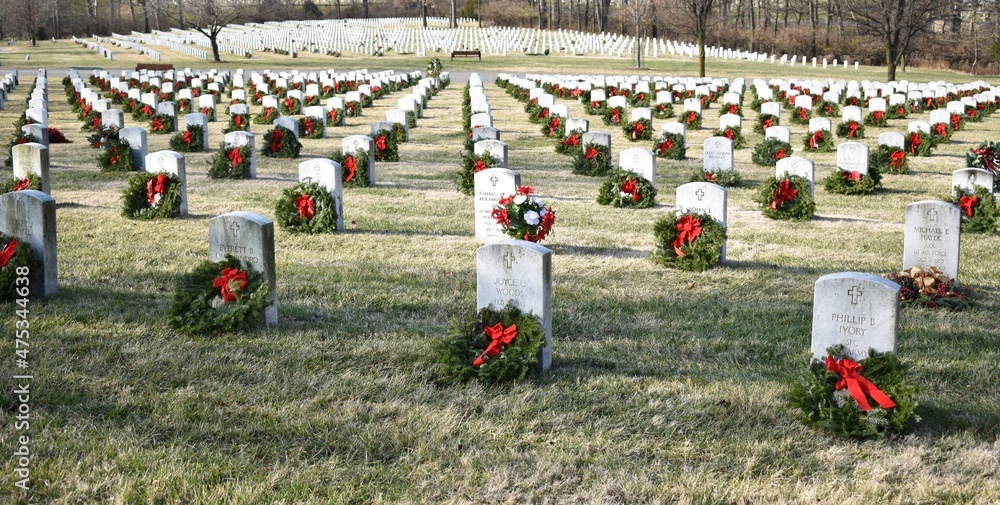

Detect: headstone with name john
[0,190,58,297]
[12,143,50,194]
[208,212,277,325]
[476,239,552,370]
[810,272,900,361]
[703,137,734,172]
[475,168,521,244]
[675,181,727,262]
[903,200,961,282]
[145,151,188,216]
[298,159,344,231]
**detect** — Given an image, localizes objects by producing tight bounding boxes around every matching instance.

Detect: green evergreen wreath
[168,125,205,153]
[132,103,157,122]
[869,145,909,174]
[0,232,42,303]
[121,171,183,220]
[274,180,339,234]
[947,185,998,234]
[655,132,686,160]
[345,100,362,117]
[455,150,501,195]
[280,97,302,115]
[572,142,612,176]
[223,113,251,133]
[433,303,547,386]
[372,133,399,162]
[823,167,881,195]
[298,116,325,139]
[930,122,954,144]
[751,113,777,134]
[863,110,889,127]
[596,168,657,208]
[601,106,625,126]
[541,115,566,138]
[788,346,920,439]
[209,143,253,179]
[710,127,746,149]
[964,105,982,123]
[554,130,584,156]
[253,107,280,125]
[327,108,344,127]
[836,120,865,139]
[262,126,302,158]
[691,169,742,187]
[803,129,834,153]
[150,114,174,135]
[790,106,812,125]
[98,139,134,172]
[627,91,650,107]
[718,102,742,117]
[653,102,675,119]
[906,131,934,157]
[330,149,372,188]
[406,110,416,128]
[817,101,840,117]
[651,211,727,272]
[199,106,216,122]
[752,138,793,166]
[169,255,271,335]
[891,103,910,119]
[623,118,653,142]
[682,110,702,129]
[755,175,815,220]
[0,174,42,194]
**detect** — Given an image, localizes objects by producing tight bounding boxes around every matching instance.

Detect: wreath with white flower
[121,171,183,220]
[345,100,362,117]
[169,255,271,335]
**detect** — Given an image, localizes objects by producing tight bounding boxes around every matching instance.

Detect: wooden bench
[450,50,481,61]
[135,63,174,72]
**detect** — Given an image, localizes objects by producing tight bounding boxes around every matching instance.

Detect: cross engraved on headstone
[230,222,241,236]
[633,153,639,161]
[791,162,798,169]
[490,175,498,187]
[695,189,705,201]
[158,155,165,169]
[313,164,321,175]
[715,140,721,148]
[503,251,516,268]
[969,173,977,185]
[353,140,359,148]
[848,285,863,304]
[927,209,939,222]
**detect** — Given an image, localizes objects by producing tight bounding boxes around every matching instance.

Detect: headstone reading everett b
[476,239,553,371]
[297,159,344,231]
[811,272,900,361]
[475,168,521,244]
[208,212,277,326]
[903,200,961,282]
[0,190,58,297]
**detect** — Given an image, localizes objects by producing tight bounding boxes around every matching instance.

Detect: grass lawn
[0,40,998,503]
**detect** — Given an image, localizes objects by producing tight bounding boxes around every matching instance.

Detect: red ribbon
[673,215,703,256]
[632,121,645,140]
[771,179,798,209]
[728,104,739,114]
[183,130,193,145]
[889,150,906,169]
[951,114,961,130]
[621,179,640,202]
[549,117,561,137]
[611,109,621,124]
[960,194,978,217]
[561,134,580,147]
[763,117,773,129]
[235,115,245,127]
[343,156,357,182]
[658,138,674,155]
[809,131,823,149]
[723,128,734,140]
[270,128,284,154]
[825,356,897,412]
[284,98,296,111]
[848,122,859,137]
[687,111,698,125]
[539,108,549,119]
[473,160,488,172]
[909,133,922,153]
[295,194,316,220]
[0,240,18,269]
[585,147,599,160]
[590,101,601,110]
[375,135,387,152]
[12,178,31,191]
[228,147,244,167]
[152,118,164,131]
[109,149,121,166]
[473,323,518,367]
[935,123,948,136]
[774,148,788,160]
[843,170,863,182]
[328,110,339,123]
[798,108,809,121]
[146,173,169,205]
[304,118,314,136]
[212,267,248,304]
[873,110,884,122]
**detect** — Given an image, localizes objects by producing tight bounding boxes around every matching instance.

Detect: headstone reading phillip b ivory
[208,212,277,325]
[477,240,553,371]
[811,272,900,361]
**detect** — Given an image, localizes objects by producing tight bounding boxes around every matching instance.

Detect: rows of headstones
[0,67,455,315]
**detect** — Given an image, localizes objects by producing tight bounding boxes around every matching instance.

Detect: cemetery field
[1,63,1000,502]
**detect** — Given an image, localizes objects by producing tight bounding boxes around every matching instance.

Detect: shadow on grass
[549,243,647,259]
[913,402,1000,441]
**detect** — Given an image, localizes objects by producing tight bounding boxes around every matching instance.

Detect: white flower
[152,193,162,206]
[514,195,527,205]
[524,210,540,225]
[539,208,549,217]
[531,196,544,206]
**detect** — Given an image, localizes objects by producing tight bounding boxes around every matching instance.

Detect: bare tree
[844,0,943,80]
[674,0,716,77]
[168,0,245,62]
[620,0,652,68]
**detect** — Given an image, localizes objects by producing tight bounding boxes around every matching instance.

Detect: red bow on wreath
[183,130,193,145]
[473,160,488,173]
[825,355,896,412]
[763,118,774,129]
[549,118,562,137]
[723,128,734,140]
[228,147,244,168]
[611,109,621,123]
[146,173,169,206]
[909,133,922,153]
[848,122,859,137]
[375,136,388,153]
[561,134,580,147]
[798,108,809,121]
[304,119,314,136]
[873,110,884,121]
[687,111,698,125]
[235,115,245,127]
[213,267,248,305]
[295,194,316,220]
[774,148,788,160]
[473,322,518,367]
[621,179,641,202]
[843,170,863,182]
[585,147,599,160]
[0,240,19,269]
[632,121,645,140]
[771,179,798,209]
[658,138,674,155]
[935,123,948,136]
[152,118,164,131]
[12,178,31,192]
[889,150,906,169]
[270,129,284,154]
[960,194,978,217]
[343,156,357,182]
[673,215,703,256]
[809,131,824,149]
